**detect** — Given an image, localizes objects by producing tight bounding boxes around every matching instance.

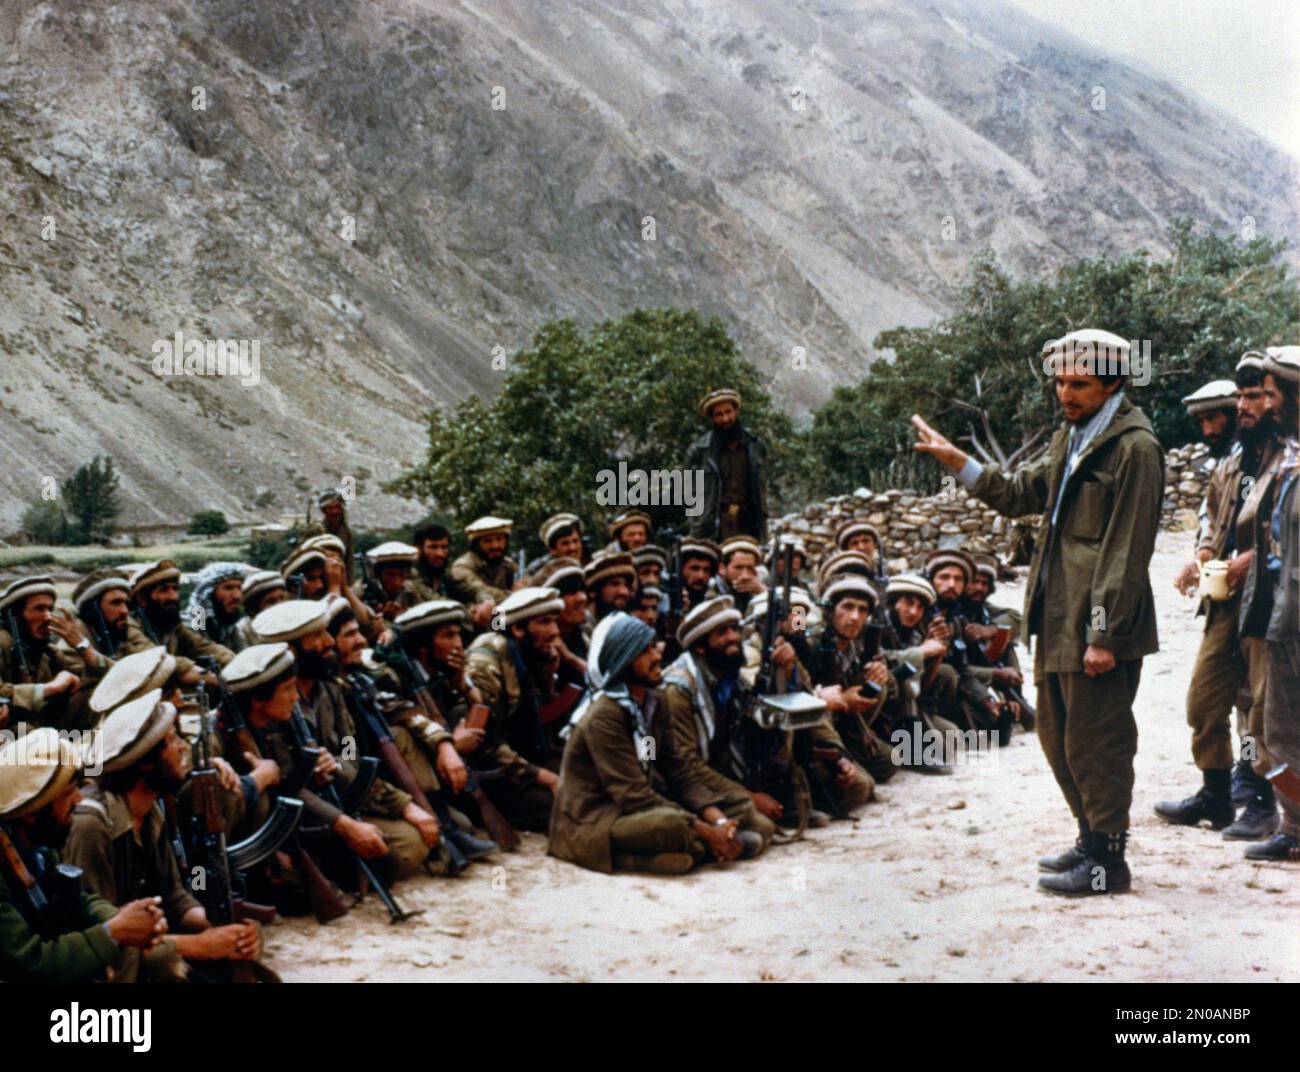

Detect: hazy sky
[1009,0,1300,157]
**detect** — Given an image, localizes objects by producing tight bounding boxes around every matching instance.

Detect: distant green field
[0,538,251,574]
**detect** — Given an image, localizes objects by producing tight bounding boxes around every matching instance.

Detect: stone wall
[771,442,1211,574]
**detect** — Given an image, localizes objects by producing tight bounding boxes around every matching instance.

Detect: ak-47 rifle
[288,701,419,923]
[373,642,520,850]
[356,550,385,612]
[201,662,346,924]
[515,548,528,586]
[347,669,470,875]
[0,822,85,938]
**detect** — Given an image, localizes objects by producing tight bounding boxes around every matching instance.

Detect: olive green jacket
[123,617,233,679]
[970,397,1164,672]
[447,550,515,606]
[464,632,543,784]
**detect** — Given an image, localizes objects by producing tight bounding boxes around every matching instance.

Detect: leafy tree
[807,221,1299,494]
[62,456,122,545]
[188,510,231,536]
[20,500,69,545]
[389,309,797,557]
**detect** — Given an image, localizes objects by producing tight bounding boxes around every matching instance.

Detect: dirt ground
[268,531,1298,982]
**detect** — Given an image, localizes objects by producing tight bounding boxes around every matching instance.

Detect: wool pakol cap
[719,536,763,563]
[608,510,652,538]
[367,541,419,566]
[252,599,331,643]
[820,575,880,607]
[130,560,182,599]
[299,534,347,558]
[745,586,816,624]
[98,690,176,774]
[1264,345,1300,383]
[465,516,512,540]
[925,549,975,585]
[90,645,178,716]
[886,574,937,608]
[539,512,582,546]
[0,575,58,615]
[317,488,346,507]
[584,552,636,587]
[817,550,873,587]
[0,727,83,821]
[677,595,741,648]
[535,556,585,591]
[680,537,721,564]
[835,520,882,550]
[223,642,295,694]
[1237,350,1267,372]
[496,587,564,626]
[1181,379,1239,416]
[633,544,668,568]
[72,568,131,609]
[281,548,326,579]
[323,594,354,628]
[394,599,466,633]
[241,570,286,606]
[698,388,741,418]
[769,535,807,561]
[1041,328,1130,363]
[971,553,999,584]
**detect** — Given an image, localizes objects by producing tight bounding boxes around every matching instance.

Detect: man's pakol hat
[680,538,721,564]
[925,549,975,585]
[495,587,564,626]
[539,513,582,546]
[252,599,331,643]
[367,541,419,567]
[820,575,879,607]
[535,557,585,592]
[98,690,177,774]
[698,388,741,418]
[1264,346,1300,384]
[0,575,58,615]
[886,574,937,608]
[608,511,652,539]
[90,646,178,716]
[584,552,637,588]
[719,536,762,563]
[280,548,326,580]
[130,560,182,599]
[465,516,512,540]
[72,569,131,610]
[224,642,295,694]
[677,595,741,648]
[1181,379,1238,416]
[835,520,881,550]
[0,728,82,821]
[394,599,466,634]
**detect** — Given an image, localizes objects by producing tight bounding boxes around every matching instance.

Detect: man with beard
[606,510,652,554]
[409,523,456,601]
[1157,374,1274,834]
[0,727,167,982]
[64,691,265,982]
[925,549,1007,738]
[463,588,565,830]
[0,576,96,732]
[660,596,787,833]
[961,554,1035,730]
[536,558,590,687]
[631,586,664,634]
[280,546,328,601]
[123,561,233,686]
[767,536,810,591]
[687,389,768,542]
[184,562,249,652]
[835,521,887,582]
[914,328,1164,896]
[662,537,720,662]
[584,552,637,624]
[633,545,668,595]
[743,585,874,822]
[301,487,356,585]
[72,569,133,666]
[550,613,769,874]
[707,536,765,616]
[1236,347,1300,860]
[231,570,288,651]
[524,514,586,579]
[449,517,518,631]
[251,600,435,883]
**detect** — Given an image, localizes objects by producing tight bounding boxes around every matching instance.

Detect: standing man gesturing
[913,329,1165,896]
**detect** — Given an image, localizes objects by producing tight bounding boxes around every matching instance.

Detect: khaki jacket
[970,397,1164,672]
[0,629,98,729]
[123,617,233,679]
[464,632,543,784]
[447,550,515,606]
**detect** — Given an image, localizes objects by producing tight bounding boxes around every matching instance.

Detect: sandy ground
[268,532,1298,982]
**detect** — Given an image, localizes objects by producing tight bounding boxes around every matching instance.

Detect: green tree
[389,308,796,557]
[20,499,69,545]
[63,456,122,545]
[807,221,1299,494]
[188,510,231,536]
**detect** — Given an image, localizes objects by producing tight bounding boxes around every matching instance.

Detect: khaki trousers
[1265,639,1300,837]
[1185,597,1247,770]
[1239,636,1277,777]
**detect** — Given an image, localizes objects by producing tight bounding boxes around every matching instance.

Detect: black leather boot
[1038,824,1089,873]
[1223,780,1280,840]
[1243,832,1300,861]
[1038,831,1131,896]
[447,827,500,861]
[1231,757,1255,806]
[1153,769,1234,829]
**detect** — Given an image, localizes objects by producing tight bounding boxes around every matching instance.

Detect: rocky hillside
[0,0,1294,532]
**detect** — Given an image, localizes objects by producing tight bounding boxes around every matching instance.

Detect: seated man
[535,558,590,687]
[660,596,788,833]
[707,536,765,615]
[584,552,636,624]
[251,600,437,884]
[463,588,565,831]
[0,727,166,982]
[71,568,133,667]
[231,570,289,651]
[767,536,810,590]
[449,517,518,631]
[123,560,233,684]
[184,562,250,652]
[633,545,668,594]
[524,513,586,580]
[606,510,652,554]
[300,487,357,584]
[925,550,1006,738]
[962,553,1034,730]
[0,575,99,732]
[65,691,266,982]
[550,613,768,874]
[834,521,887,582]
[661,538,721,662]
[743,586,874,822]
[355,541,422,622]
[409,523,456,601]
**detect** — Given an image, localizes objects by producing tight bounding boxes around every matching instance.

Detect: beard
[146,602,181,633]
[718,422,742,444]
[297,648,337,680]
[1239,414,1275,450]
[705,646,744,675]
